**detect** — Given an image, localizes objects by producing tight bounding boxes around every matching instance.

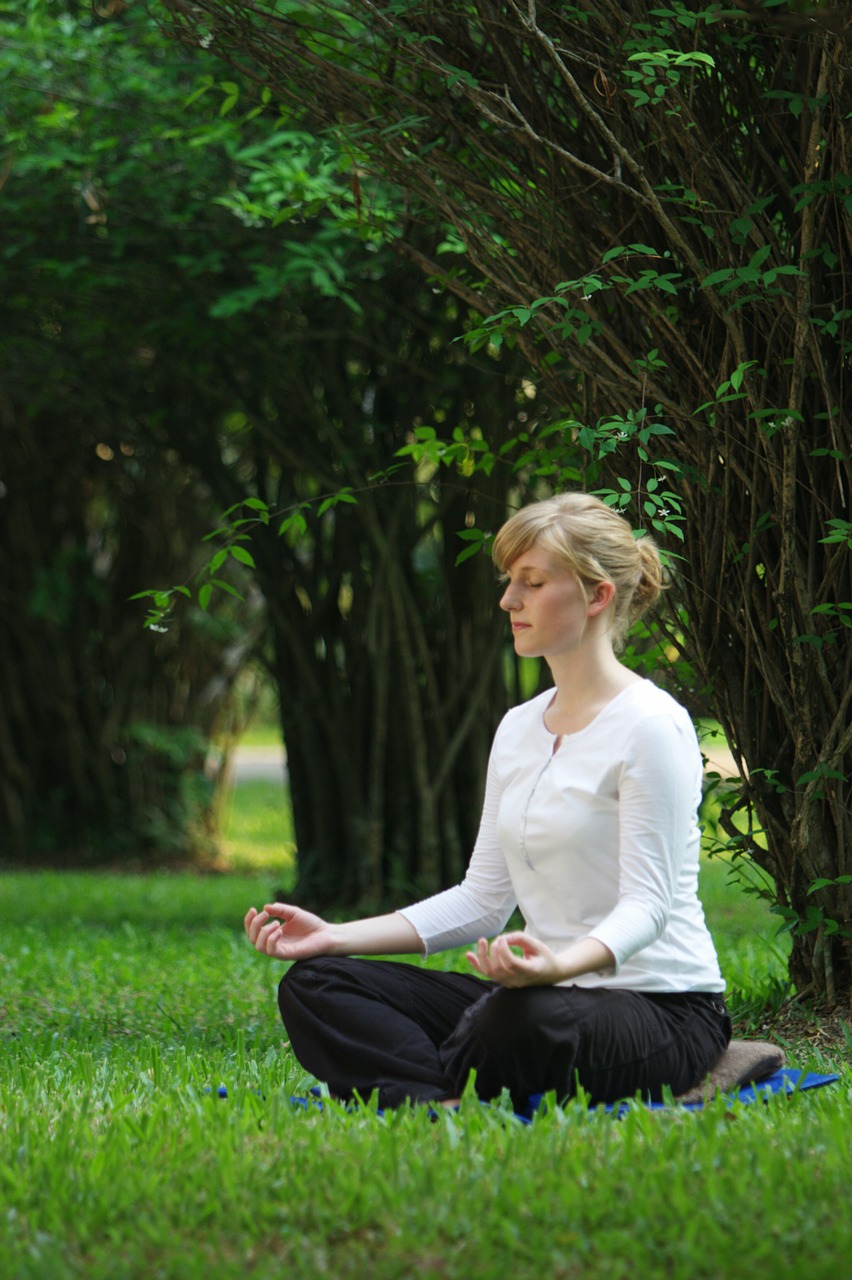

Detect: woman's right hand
[244,903,338,962]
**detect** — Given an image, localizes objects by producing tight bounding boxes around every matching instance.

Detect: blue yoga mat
[520,1068,841,1122]
[275,1068,840,1122]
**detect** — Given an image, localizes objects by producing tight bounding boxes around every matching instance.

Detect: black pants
[277,957,731,1111]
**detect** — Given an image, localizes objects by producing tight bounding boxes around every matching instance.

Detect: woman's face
[499,545,597,661]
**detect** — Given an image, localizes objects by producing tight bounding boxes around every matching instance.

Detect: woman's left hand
[465,931,564,987]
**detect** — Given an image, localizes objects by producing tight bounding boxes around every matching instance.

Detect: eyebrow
[506,563,551,577]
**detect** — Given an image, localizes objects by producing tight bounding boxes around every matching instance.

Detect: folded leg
[278,956,491,1109]
[439,985,731,1108]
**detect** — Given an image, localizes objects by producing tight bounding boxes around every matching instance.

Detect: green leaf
[278,512,308,538]
[820,519,852,547]
[797,766,846,785]
[808,876,852,895]
[748,244,772,268]
[208,578,244,600]
[675,51,715,67]
[701,268,734,288]
[229,546,256,568]
[730,360,758,391]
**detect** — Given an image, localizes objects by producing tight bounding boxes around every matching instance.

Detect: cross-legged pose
[245,492,730,1111]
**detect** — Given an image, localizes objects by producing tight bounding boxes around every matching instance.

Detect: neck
[544,644,640,716]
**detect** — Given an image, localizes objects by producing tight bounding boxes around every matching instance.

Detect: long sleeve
[584,711,703,971]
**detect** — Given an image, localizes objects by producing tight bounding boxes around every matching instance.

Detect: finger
[264,927,289,957]
[246,909,270,944]
[244,907,257,935]
[491,935,517,967]
[488,943,532,987]
[254,920,282,953]
[490,939,532,982]
[466,938,491,977]
[261,925,286,956]
[263,903,292,919]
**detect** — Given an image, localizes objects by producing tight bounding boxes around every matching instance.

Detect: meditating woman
[245,492,730,1111]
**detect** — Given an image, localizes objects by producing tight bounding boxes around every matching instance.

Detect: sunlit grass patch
[219,778,296,879]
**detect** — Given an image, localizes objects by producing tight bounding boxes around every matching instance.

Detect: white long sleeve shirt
[399,680,725,993]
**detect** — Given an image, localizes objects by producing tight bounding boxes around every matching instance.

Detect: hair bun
[629,536,664,620]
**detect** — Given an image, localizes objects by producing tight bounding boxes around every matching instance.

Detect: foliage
[0,868,848,1279]
[0,0,292,858]
[2,1,550,894]
[159,0,852,1002]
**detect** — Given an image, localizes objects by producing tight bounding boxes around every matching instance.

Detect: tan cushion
[675,1039,786,1105]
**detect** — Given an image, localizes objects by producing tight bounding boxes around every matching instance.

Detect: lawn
[1,797,850,1278]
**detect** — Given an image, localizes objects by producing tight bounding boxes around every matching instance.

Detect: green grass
[1,864,850,1279]
[231,721,284,750]
[219,778,296,874]
[699,855,792,1013]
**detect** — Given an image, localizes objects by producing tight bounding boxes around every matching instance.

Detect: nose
[500,583,518,611]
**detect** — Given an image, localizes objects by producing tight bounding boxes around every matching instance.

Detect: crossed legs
[278,956,730,1111]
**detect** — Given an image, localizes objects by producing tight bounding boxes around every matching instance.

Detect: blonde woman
[246,493,729,1111]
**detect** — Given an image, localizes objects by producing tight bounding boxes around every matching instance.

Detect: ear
[587,580,615,617]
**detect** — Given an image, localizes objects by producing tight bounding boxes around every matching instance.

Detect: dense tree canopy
[160,0,852,1002]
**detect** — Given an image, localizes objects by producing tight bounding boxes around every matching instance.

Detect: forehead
[505,546,566,575]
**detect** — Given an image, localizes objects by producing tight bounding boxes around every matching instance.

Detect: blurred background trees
[0,2,253,860]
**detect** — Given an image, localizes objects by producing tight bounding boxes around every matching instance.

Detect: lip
[511,622,531,632]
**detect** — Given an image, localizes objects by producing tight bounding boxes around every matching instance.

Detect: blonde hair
[492,492,664,651]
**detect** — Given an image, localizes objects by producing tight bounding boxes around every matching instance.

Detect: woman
[245,492,730,1111]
